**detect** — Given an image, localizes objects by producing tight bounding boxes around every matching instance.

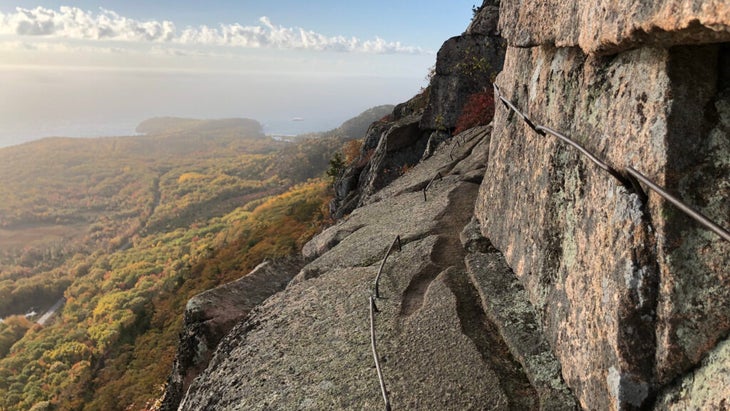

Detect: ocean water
[0,116,344,149]
[0,67,419,149]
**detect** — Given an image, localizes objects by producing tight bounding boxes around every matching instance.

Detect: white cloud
[0,6,424,54]
[0,39,127,54]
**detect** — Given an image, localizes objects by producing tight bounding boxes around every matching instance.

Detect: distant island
[135,117,264,138]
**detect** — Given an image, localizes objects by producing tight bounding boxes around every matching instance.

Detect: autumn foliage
[0,126,338,410]
[342,139,364,165]
[454,89,495,135]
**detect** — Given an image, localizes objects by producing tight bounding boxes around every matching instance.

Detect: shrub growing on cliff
[326,152,345,183]
[454,90,495,135]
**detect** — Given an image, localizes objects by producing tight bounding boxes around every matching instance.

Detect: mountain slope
[0,106,386,409]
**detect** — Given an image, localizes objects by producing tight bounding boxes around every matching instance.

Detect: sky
[0,1,479,147]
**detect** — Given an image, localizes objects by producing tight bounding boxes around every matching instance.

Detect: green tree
[327,152,345,183]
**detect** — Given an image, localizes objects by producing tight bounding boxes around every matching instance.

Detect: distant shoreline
[0,118,341,149]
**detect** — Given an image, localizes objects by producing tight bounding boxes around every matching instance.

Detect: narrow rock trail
[178,126,574,410]
[391,177,540,410]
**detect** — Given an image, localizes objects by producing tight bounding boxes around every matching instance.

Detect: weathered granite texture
[654,338,730,410]
[477,41,729,409]
[463,218,578,410]
[159,258,302,411]
[178,127,579,410]
[500,0,730,54]
[654,44,730,385]
[466,2,500,36]
[300,127,489,279]
[359,114,425,200]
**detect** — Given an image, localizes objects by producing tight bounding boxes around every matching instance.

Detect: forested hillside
[0,115,357,409]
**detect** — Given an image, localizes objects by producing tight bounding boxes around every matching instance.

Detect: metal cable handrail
[535,125,612,173]
[370,235,400,410]
[369,296,392,411]
[373,236,401,298]
[423,172,443,202]
[535,125,630,185]
[493,83,730,243]
[449,140,459,160]
[626,167,730,242]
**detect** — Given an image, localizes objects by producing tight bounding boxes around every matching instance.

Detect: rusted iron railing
[493,83,730,243]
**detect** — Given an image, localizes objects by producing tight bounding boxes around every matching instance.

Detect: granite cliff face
[478,1,730,408]
[169,1,729,410]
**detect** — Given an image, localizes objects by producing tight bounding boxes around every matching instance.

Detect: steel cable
[493,83,730,243]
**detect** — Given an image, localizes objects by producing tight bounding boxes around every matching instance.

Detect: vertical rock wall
[476,2,729,409]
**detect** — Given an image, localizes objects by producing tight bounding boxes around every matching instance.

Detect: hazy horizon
[0,1,477,148]
[0,52,425,148]
[0,66,415,148]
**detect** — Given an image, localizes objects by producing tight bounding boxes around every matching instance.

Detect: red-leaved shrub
[454,90,495,135]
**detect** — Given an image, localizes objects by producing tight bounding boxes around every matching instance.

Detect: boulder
[159,258,303,410]
[329,101,427,220]
[301,223,365,261]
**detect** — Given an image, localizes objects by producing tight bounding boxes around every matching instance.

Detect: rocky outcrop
[466,3,500,36]
[359,114,424,200]
[329,105,426,219]
[328,2,505,219]
[159,258,302,410]
[420,2,505,131]
[475,1,730,409]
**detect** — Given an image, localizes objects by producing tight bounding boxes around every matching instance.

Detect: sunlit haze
[0,1,478,147]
